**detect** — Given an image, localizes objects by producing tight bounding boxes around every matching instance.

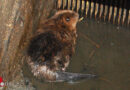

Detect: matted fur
[27,10,79,81]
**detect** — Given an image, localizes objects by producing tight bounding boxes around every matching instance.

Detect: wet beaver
[27,10,96,82]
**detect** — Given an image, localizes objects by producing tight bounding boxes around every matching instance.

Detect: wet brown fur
[27,10,79,80]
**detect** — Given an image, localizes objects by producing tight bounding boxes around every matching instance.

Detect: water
[24,18,130,90]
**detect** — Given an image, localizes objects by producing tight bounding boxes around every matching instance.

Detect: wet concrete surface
[23,18,130,90]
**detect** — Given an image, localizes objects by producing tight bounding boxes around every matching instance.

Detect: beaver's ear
[56,17,66,28]
[56,15,64,24]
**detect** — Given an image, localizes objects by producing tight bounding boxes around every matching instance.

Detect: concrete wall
[0,0,56,83]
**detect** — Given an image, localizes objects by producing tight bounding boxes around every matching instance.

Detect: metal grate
[56,0,130,26]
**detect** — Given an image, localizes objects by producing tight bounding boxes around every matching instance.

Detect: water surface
[24,18,130,90]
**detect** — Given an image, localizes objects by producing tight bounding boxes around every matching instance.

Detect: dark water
[24,19,130,90]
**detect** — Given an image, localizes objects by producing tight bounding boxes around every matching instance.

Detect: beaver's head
[52,10,79,31]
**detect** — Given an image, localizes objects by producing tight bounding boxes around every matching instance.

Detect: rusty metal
[56,0,130,26]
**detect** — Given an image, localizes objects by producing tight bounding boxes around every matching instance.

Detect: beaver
[27,10,96,82]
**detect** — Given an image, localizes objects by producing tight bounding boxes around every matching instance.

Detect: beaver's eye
[66,17,70,22]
